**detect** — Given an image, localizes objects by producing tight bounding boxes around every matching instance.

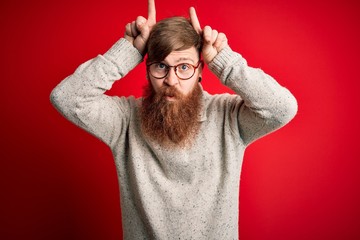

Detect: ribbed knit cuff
[208,46,246,84]
[103,38,143,76]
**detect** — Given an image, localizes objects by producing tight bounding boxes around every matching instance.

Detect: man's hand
[124,0,156,55]
[190,7,228,64]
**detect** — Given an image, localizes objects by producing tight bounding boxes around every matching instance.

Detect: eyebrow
[173,58,196,64]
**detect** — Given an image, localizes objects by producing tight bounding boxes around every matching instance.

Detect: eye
[155,63,167,69]
[178,63,191,71]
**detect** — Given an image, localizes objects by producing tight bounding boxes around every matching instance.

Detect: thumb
[135,16,146,32]
[133,24,151,55]
[139,23,150,43]
[136,17,151,41]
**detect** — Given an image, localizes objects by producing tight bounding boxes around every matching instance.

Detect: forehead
[163,47,199,64]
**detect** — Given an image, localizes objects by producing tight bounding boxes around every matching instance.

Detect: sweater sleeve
[208,46,298,146]
[50,38,143,147]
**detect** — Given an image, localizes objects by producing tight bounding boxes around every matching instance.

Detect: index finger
[147,0,156,24]
[190,7,201,34]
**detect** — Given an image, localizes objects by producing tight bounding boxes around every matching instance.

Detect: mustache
[156,86,183,99]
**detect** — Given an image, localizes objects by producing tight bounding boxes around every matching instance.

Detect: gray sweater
[51,38,297,239]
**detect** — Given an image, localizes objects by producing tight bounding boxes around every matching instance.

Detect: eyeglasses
[147,61,203,80]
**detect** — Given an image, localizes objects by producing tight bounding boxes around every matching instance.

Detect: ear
[198,63,203,79]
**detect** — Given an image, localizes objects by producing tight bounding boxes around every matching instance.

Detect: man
[50,0,297,239]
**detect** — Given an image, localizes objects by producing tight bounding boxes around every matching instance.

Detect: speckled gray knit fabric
[51,38,297,239]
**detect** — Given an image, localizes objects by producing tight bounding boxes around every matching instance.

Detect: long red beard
[140,83,202,148]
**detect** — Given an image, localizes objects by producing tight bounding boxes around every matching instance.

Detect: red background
[1,0,360,239]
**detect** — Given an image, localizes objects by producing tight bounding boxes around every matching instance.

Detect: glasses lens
[175,64,195,80]
[149,63,168,79]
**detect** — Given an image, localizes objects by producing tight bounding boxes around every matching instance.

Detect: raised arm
[189,7,297,145]
[49,1,159,146]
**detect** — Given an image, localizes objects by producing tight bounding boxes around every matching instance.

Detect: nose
[163,67,179,86]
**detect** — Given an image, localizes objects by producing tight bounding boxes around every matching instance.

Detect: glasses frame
[147,60,203,80]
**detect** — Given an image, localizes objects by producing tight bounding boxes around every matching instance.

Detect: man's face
[141,47,203,147]
[148,46,202,100]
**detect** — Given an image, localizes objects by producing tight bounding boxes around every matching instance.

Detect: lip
[165,95,176,101]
